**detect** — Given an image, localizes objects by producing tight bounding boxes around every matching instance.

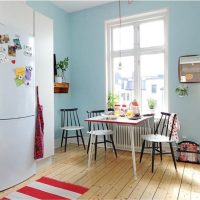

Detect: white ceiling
[52,1,115,13]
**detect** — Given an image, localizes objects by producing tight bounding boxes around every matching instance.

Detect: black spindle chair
[60,108,85,152]
[87,110,117,160]
[140,112,177,172]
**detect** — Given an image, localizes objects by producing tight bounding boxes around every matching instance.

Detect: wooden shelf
[54,82,69,93]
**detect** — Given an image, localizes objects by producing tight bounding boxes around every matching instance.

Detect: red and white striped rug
[3,177,89,200]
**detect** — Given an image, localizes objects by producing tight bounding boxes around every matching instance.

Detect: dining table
[85,115,153,176]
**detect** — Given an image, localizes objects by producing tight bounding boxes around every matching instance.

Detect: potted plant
[107,93,119,110]
[175,85,188,97]
[55,57,69,83]
[147,98,157,113]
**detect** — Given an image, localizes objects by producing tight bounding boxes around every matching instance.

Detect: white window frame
[105,9,168,112]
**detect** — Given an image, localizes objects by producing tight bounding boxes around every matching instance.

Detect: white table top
[85,115,152,126]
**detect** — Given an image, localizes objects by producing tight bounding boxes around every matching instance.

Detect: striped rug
[3,177,89,200]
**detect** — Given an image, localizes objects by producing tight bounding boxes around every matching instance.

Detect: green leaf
[175,85,188,96]
[107,93,119,109]
[56,57,69,74]
[147,98,157,109]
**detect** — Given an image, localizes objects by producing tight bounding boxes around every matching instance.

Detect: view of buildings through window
[106,11,167,114]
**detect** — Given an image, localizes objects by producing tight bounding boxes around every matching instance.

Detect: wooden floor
[1,144,200,200]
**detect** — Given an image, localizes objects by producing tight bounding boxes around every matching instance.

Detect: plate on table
[128,116,142,120]
[105,115,117,120]
[143,113,155,117]
[101,114,117,120]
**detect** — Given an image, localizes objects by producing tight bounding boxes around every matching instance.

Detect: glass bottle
[114,104,121,116]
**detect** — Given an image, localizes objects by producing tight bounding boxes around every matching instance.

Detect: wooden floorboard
[178,163,193,200]
[1,144,200,200]
[139,157,170,200]
[190,163,200,200]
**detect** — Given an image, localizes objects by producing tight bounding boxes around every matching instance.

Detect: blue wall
[27,1,71,140]
[28,1,200,143]
[69,1,200,142]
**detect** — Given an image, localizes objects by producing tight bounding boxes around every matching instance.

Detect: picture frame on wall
[179,55,200,83]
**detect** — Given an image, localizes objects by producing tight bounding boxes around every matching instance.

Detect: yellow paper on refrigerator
[15,67,25,77]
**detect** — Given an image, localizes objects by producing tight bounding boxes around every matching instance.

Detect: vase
[55,76,62,83]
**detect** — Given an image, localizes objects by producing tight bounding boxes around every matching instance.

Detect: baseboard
[36,156,52,171]
[54,135,175,154]
[55,135,89,149]
[55,135,111,150]
[55,138,61,149]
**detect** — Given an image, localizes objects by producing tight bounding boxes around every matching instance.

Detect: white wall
[0,1,54,160]
[34,12,54,158]
[0,2,33,35]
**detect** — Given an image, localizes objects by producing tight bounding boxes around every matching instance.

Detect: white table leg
[88,123,95,168]
[129,126,137,176]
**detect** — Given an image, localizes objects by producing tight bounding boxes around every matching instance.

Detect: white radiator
[111,119,171,153]
[113,125,153,152]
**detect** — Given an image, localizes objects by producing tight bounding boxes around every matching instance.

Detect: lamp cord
[118,0,122,69]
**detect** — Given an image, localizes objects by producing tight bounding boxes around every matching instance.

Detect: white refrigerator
[0,24,36,191]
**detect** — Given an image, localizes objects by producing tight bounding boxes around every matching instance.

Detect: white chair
[87,110,117,160]
[60,108,85,152]
[140,112,177,172]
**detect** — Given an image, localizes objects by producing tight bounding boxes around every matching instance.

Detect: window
[151,84,157,93]
[106,10,168,114]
